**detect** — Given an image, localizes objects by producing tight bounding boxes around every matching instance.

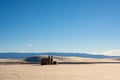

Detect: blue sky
[0,0,120,55]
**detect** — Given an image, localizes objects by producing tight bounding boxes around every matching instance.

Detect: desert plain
[0,57,120,80]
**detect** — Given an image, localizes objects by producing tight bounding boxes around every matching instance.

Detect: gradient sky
[0,0,120,55]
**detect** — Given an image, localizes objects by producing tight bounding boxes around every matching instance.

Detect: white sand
[0,57,120,80]
[54,57,120,62]
[0,64,120,80]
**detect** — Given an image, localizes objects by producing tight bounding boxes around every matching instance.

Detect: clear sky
[0,0,120,55]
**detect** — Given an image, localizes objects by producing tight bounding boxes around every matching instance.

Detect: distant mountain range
[0,52,120,59]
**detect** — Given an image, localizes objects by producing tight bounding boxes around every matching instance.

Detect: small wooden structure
[41,56,57,65]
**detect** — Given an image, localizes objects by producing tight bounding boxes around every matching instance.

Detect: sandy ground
[0,64,120,80]
[0,57,120,80]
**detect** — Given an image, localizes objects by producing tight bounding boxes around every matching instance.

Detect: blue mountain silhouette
[0,52,120,59]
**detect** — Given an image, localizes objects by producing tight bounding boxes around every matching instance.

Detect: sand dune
[54,56,120,62]
[0,59,24,62]
[0,57,120,63]
[0,57,120,64]
[0,57,120,80]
